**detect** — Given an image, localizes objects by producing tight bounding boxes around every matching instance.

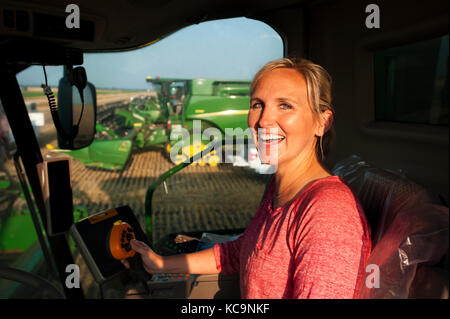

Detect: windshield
[1,17,283,298]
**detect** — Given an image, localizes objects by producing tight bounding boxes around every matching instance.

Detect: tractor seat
[332,155,449,298]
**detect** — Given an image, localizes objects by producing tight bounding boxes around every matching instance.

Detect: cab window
[374,34,449,126]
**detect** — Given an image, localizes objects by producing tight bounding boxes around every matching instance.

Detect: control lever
[107,221,151,293]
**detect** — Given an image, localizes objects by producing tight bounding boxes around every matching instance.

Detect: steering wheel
[0,267,65,299]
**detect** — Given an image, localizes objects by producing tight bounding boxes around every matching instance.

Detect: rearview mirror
[56,76,97,149]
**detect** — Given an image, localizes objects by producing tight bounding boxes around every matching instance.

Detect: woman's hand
[120,239,164,274]
[121,240,219,275]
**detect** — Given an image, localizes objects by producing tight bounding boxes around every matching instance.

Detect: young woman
[122,58,372,299]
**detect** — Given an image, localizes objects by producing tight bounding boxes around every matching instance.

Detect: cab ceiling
[0,0,306,54]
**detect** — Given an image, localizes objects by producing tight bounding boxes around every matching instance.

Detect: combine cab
[0,0,447,305]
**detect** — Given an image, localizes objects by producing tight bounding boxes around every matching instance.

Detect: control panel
[70,205,149,283]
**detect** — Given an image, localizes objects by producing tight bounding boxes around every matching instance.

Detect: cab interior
[0,0,448,299]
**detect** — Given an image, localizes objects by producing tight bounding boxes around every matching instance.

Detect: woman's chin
[258,142,282,163]
[259,154,280,167]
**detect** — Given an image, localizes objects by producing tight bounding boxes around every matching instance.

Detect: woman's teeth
[259,134,285,142]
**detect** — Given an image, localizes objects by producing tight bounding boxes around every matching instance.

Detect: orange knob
[108,221,136,260]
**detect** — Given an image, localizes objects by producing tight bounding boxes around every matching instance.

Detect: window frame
[353,14,448,146]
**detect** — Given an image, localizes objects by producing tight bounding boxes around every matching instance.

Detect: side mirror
[56,76,97,149]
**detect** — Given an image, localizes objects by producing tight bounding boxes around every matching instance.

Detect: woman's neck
[273,154,331,208]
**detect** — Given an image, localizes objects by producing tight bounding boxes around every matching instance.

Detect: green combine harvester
[0,165,88,262]
[53,94,170,170]
[0,173,34,253]
[57,77,252,170]
[147,77,252,166]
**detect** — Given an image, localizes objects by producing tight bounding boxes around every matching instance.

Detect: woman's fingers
[120,240,145,269]
[121,239,162,273]
[129,239,149,254]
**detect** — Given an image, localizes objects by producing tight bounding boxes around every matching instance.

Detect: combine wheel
[207,154,220,167]
[196,158,206,166]
[173,154,188,165]
[165,142,172,155]
[191,141,202,153]
[163,141,173,160]
[170,141,220,166]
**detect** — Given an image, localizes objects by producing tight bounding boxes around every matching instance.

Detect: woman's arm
[121,239,219,274]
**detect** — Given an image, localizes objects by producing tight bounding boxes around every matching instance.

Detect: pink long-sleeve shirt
[213,175,371,299]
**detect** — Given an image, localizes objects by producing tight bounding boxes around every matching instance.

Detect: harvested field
[66,149,268,244]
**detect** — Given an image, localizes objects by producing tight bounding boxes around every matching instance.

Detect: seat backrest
[333,155,449,298]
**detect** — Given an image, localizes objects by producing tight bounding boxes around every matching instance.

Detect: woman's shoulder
[291,175,371,253]
[296,175,364,220]
[303,175,356,201]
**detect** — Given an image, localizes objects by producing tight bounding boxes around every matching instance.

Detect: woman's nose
[257,105,276,128]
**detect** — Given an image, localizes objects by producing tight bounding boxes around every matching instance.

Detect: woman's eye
[251,102,263,109]
[280,103,292,110]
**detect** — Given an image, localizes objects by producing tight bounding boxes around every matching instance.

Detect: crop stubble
[67,150,267,243]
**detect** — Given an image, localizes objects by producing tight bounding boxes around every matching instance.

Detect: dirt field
[25,90,153,110]
[63,149,267,244]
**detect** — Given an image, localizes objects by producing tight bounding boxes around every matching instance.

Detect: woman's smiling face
[248,68,320,168]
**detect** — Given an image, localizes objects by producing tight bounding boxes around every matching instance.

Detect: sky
[17,17,283,90]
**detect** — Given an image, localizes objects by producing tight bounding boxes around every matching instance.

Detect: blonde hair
[250,57,335,162]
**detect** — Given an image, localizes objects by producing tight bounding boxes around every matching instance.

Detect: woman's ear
[315,110,333,137]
